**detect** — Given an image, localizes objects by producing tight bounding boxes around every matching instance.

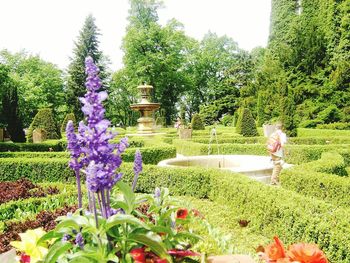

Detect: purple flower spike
[132,149,142,191]
[75,233,84,249]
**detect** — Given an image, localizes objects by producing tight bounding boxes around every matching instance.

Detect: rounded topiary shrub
[235,108,258,137]
[61,113,76,134]
[191,113,205,130]
[27,108,60,142]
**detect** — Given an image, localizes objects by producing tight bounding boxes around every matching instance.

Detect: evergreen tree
[61,113,76,133]
[191,113,205,130]
[256,92,265,126]
[235,108,258,137]
[66,14,108,120]
[0,65,25,142]
[281,86,297,137]
[27,108,60,142]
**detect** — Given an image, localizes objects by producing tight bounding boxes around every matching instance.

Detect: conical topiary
[191,113,205,130]
[61,113,77,134]
[235,108,258,137]
[27,108,60,142]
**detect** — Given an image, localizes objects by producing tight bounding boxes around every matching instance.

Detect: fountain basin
[158,155,278,183]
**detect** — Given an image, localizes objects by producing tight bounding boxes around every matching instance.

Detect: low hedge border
[0,145,176,165]
[280,152,350,206]
[173,140,350,165]
[192,136,350,145]
[119,163,350,262]
[0,183,78,222]
[0,142,64,152]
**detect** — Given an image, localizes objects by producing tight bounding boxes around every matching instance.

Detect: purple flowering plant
[28,57,202,263]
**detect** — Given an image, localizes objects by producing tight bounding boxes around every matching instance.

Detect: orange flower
[265,236,286,260]
[277,258,292,263]
[288,243,328,263]
[176,208,188,219]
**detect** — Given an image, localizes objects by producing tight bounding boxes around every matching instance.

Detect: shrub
[27,108,60,142]
[281,153,350,207]
[235,108,258,137]
[191,113,205,130]
[60,113,76,134]
[316,122,350,130]
[220,114,234,126]
[0,141,64,152]
[298,119,323,128]
[318,105,342,124]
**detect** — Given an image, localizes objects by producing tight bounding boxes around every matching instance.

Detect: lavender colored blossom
[154,187,161,198]
[75,233,84,249]
[132,149,142,191]
[62,234,71,242]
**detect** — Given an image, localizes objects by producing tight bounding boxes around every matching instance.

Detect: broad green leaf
[37,231,63,245]
[44,241,73,263]
[110,200,129,212]
[106,214,150,231]
[116,181,135,213]
[128,232,172,262]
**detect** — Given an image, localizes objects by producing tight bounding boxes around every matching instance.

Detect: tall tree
[66,14,108,120]
[0,64,25,142]
[122,0,192,124]
[0,50,65,127]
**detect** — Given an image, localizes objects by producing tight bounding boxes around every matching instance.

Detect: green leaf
[106,214,150,231]
[110,200,129,212]
[174,232,202,242]
[116,181,135,214]
[69,256,95,263]
[44,241,73,263]
[128,232,172,262]
[37,231,63,245]
[55,216,89,231]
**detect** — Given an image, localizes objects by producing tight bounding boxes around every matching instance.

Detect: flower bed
[0,205,77,254]
[0,179,58,203]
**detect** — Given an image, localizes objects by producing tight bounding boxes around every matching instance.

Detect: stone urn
[33,128,47,143]
[179,128,192,139]
[263,124,277,138]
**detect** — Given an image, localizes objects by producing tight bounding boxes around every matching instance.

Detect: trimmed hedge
[27,108,60,142]
[0,145,176,164]
[280,153,350,206]
[235,108,258,137]
[173,139,350,165]
[0,141,64,152]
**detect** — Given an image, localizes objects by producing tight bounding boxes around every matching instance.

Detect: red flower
[176,208,188,219]
[288,243,328,263]
[20,253,31,263]
[265,236,286,261]
[191,208,204,218]
[168,249,201,258]
[130,247,146,263]
[154,259,167,263]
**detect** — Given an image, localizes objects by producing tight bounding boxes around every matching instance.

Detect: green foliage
[191,114,205,130]
[235,108,258,137]
[316,122,350,130]
[122,0,192,125]
[0,141,64,152]
[256,92,265,127]
[281,152,350,207]
[27,108,60,142]
[60,113,76,134]
[0,50,65,127]
[66,14,108,121]
[0,64,25,142]
[220,114,234,127]
[281,88,298,137]
[317,105,342,124]
[298,119,323,128]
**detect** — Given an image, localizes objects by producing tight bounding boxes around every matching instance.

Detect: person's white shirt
[272,129,287,158]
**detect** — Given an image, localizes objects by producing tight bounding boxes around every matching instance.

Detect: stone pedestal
[179,129,192,139]
[33,128,47,143]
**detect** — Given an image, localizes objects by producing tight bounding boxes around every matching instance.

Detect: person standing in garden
[267,123,287,185]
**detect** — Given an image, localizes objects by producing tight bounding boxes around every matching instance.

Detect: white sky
[0,0,271,71]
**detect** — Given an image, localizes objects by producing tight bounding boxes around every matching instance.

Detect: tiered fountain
[130,85,160,135]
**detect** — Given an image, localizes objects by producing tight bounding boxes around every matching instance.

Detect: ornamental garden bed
[0,179,59,203]
[0,205,77,254]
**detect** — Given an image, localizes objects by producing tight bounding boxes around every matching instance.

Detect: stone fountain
[130,85,160,134]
